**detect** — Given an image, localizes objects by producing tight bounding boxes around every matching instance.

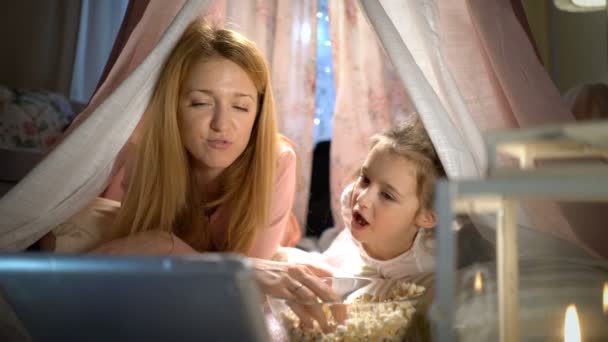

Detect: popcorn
[280,282,425,342]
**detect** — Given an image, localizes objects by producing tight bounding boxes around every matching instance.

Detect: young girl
[276,117,445,289]
[324,117,444,280]
[269,118,444,340]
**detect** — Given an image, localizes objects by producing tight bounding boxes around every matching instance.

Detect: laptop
[0,253,270,341]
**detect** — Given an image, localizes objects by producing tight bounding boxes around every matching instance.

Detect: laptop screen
[0,253,269,341]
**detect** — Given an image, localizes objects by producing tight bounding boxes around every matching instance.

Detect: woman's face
[178,57,259,176]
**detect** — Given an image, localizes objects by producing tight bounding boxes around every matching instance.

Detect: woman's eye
[192,102,209,107]
[381,192,394,201]
[234,106,249,112]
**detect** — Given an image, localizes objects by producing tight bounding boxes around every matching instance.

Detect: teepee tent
[0,0,604,258]
[0,0,208,250]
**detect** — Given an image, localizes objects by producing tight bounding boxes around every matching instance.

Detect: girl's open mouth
[352,211,369,229]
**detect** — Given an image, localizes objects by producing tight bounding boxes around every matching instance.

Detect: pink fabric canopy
[0,0,604,258]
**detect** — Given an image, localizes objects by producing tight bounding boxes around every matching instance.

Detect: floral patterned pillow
[0,86,76,152]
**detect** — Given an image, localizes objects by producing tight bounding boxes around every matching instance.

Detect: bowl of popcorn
[267,277,426,342]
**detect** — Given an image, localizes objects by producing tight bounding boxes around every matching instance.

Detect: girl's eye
[359,175,370,185]
[234,106,249,112]
[192,102,209,107]
[381,192,394,201]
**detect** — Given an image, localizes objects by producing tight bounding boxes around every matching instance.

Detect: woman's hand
[251,259,347,332]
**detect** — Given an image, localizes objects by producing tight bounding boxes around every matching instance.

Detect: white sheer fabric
[0,0,212,251]
[358,0,601,257]
[352,0,485,180]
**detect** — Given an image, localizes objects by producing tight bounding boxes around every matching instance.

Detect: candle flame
[603,282,608,314]
[474,271,483,294]
[564,304,581,342]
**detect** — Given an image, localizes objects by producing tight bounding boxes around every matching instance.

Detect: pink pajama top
[51,141,300,259]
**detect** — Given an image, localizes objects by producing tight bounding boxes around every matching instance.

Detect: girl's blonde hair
[370,117,445,212]
[112,18,279,254]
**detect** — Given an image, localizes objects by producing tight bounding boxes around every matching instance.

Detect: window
[313,0,336,144]
[306,0,337,236]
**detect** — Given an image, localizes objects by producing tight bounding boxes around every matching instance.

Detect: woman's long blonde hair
[111,18,279,254]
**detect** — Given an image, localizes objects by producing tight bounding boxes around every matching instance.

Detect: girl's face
[350,145,436,260]
[178,57,258,178]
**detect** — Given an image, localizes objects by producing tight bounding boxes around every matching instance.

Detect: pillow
[0,86,75,152]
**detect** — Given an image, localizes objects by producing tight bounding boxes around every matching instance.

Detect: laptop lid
[0,253,270,342]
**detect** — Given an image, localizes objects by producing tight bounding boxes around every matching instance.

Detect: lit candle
[603,282,608,314]
[474,271,483,294]
[564,304,581,342]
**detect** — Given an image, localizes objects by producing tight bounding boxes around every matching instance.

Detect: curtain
[65,1,187,137]
[0,0,317,250]
[69,0,129,103]
[355,0,604,257]
[204,0,318,230]
[102,0,318,230]
[95,0,152,95]
[268,0,317,228]
[328,0,416,230]
[0,0,209,251]
[1,0,603,257]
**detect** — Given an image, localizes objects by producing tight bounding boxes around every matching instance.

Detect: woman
[43,18,340,329]
[46,18,300,259]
